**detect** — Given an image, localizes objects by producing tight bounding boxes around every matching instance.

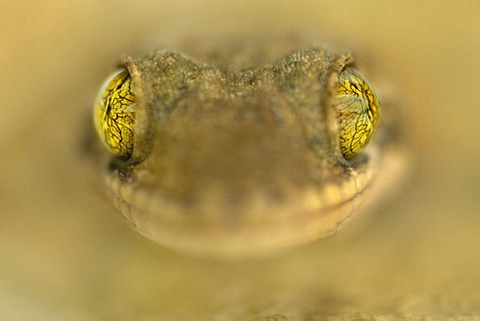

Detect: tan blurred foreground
[1,1,480,320]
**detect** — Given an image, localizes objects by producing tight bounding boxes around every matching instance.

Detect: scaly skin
[91,42,390,257]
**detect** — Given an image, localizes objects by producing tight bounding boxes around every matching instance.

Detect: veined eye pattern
[94,69,135,158]
[334,67,380,159]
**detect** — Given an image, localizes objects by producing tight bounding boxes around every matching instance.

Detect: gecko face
[91,47,383,256]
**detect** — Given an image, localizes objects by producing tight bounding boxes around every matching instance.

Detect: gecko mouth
[103,110,375,256]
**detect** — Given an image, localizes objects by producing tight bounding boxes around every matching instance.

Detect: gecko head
[92,48,384,256]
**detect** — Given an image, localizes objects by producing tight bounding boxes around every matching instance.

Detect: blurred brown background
[1,1,480,320]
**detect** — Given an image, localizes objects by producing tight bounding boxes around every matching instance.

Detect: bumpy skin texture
[92,44,385,256]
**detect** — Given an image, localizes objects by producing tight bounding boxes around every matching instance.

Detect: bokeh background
[1,1,480,320]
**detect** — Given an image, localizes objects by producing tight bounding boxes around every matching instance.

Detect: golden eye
[94,69,135,158]
[334,67,380,159]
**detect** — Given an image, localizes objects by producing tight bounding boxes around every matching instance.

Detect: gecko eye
[333,67,380,159]
[94,69,135,158]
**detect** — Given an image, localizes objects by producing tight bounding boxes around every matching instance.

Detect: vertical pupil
[94,69,136,158]
[334,67,380,159]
